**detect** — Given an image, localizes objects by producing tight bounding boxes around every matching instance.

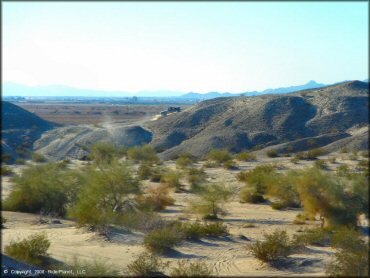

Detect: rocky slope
[148,81,369,159]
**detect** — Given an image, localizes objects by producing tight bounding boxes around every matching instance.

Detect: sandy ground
[1,153,367,276]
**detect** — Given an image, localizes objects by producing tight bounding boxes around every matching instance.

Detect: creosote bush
[88,142,118,165]
[143,226,183,254]
[5,233,50,266]
[126,253,168,276]
[247,229,291,263]
[170,260,213,277]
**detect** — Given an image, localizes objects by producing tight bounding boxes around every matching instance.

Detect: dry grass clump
[5,233,50,266]
[170,260,213,277]
[247,230,291,263]
[137,185,174,212]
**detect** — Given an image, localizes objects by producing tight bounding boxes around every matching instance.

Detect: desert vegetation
[2,141,369,276]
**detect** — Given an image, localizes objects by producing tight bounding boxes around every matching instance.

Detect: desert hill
[1,101,55,160]
[148,81,369,159]
[33,123,152,160]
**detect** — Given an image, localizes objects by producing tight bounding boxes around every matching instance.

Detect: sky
[3,2,369,94]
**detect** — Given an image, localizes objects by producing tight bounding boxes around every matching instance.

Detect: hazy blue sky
[3,2,369,93]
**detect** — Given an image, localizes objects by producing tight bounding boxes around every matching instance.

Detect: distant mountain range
[2,79,368,99]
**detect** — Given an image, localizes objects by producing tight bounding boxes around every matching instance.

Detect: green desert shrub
[1,165,14,176]
[223,159,238,170]
[271,202,285,210]
[292,213,307,225]
[160,170,183,191]
[176,221,228,240]
[201,222,229,237]
[31,152,47,163]
[239,164,276,195]
[176,153,195,169]
[190,183,233,219]
[170,260,213,277]
[336,164,350,177]
[127,145,160,164]
[137,163,153,180]
[236,151,256,162]
[247,230,291,263]
[126,253,168,276]
[266,149,279,158]
[266,171,300,208]
[143,226,184,254]
[186,167,207,192]
[5,233,50,266]
[296,167,366,228]
[305,148,325,159]
[88,142,117,165]
[326,228,368,277]
[290,156,300,164]
[3,163,78,216]
[69,162,141,232]
[314,159,327,169]
[207,149,233,164]
[239,188,265,203]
